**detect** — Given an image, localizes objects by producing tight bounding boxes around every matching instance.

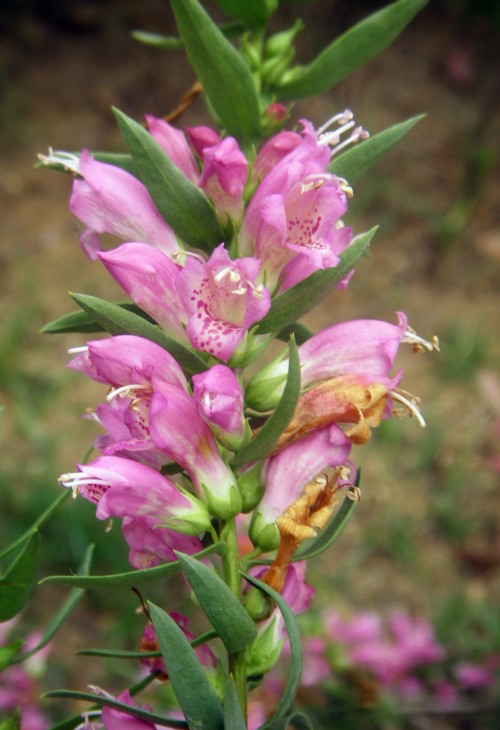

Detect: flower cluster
[49,110,438,726]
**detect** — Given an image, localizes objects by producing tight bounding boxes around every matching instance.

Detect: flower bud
[237,462,265,513]
[249,510,281,552]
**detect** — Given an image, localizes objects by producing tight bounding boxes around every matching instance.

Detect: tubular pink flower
[69,151,179,259]
[246,313,409,411]
[186,125,222,157]
[100,690,159,729]
[149,386,242,519]
[192,364,246,450]
[97,243,190,344]
[250,425,352,550]
[58,455,211,536]
[178,244,271,362]
[240,116,364,290]
[145,115,200,183]
[198,137,248,223]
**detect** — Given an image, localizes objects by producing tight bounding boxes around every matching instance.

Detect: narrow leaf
[92,152,138,176]
[223,677,247,730]
[0,531,39,621]
[293,494,357,561]
[0,491,69,562]
[256,228,376,335]
[170,0,261,143]
[330,114,425,184]
[41,302,154,335]
[176,552,257,654]
[78,629,217,659]
[232,337,300,467]
[114,107,226,252]
[70,292,207,377]
[275,0,428,99]
[45,690,188,728]
[149,602,224,730]
[40,543,225,589]
[276,322,313,346]
[13,545,94,664]
[243,574,303,729]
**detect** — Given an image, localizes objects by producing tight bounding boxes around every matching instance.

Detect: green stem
[220,517,247,721]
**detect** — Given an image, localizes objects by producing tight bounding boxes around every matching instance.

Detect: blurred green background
[0,0,499,724]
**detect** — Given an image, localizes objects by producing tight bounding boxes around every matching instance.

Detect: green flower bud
[237,461,265,513]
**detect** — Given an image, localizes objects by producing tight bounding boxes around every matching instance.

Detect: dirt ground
[1,0,499,723]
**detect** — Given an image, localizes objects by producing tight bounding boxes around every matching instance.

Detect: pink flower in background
[69,151,179,259]
[178,244,271,361]
[100,690,159,729]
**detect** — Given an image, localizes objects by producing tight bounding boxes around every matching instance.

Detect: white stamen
[390,390,426,427]
[403,327,440,353]
[230,284,248,296]
[172,249,206,266]
[249,282,265,300]
[37,148,81,174]
[316,109,354,137]
[330,127,370,157]
[214,266,241,284]
[67,345,89,354]
[319,120,356,147]
[313,474,328,488]
[106,383,149,402]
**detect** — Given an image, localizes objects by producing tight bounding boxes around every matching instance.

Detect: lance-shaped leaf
[330,114,425,184]
[170,0,261,144]
[0,531,39,621]
[256,227,377,335]
[113,107,225,252]
[149,602,224,730]
[293,493,357,561]
[232,337,300,468]
[274,0,428,99]
[41,302,154,335]
[276,322,312,346]
[243,573,303,729]
[40,543,225,590]
[70,292,207,377]
[44,689,188,728]
[176,552,257,654]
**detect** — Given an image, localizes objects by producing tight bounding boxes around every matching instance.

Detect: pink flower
[454,661,494,690]
[70,151,178,259]
[100,690,159,729]
[146,116,200,183]
[121,516,204,569]
[198,137,248,223]
[59,455,211,537]
[149,386,242,519]
[192,364,246,450]
[178,244,271,362]
[250,425,352,550]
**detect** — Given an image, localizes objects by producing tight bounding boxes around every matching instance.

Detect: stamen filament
[390,390,426,427]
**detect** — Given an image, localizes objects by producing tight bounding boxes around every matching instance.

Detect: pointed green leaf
[232,337,300,467]
[293,494,357,561]
[40,543,225,589]
[276,322,312,346]
[170,0,261,143]
[286,712,314,729]
[330,114,425,184]
[45,689,188,728]
[176,552,257,654]
[223,677,247,730]
[274,0,428,99]
[113,107,225,252]
[0,531,39,621]
[243,574,303,729]
[92,152,138,176]
[256,227,377,335]
[69,292,207,377]
[149,602,224,730]
[213,0,277,28]
[0,640,23,671]
[41,302,154,335]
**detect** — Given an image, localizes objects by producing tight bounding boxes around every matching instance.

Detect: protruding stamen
[330,126,369,157]
[230,284,248,296]
[67,345,89,355]
[106,383,149,402]
[37,149,81,174]
[319,120,355,147]
[403,327,440,353]
[316,109,354,137]
[339,178,354,198]
[172,249,205,266]
[390,390,426,427]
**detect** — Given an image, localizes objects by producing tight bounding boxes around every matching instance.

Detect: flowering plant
[0,0,446,727]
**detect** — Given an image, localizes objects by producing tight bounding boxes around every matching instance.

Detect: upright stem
[220,517,247,720]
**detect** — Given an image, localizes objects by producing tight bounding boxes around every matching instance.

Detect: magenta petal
[186,125,222,157]
[192,364,245,448]
[146,115,200,183]
[101,690,157,729]
[122,515,204,569]
[70,151,178,255]
[98,243,190,344]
